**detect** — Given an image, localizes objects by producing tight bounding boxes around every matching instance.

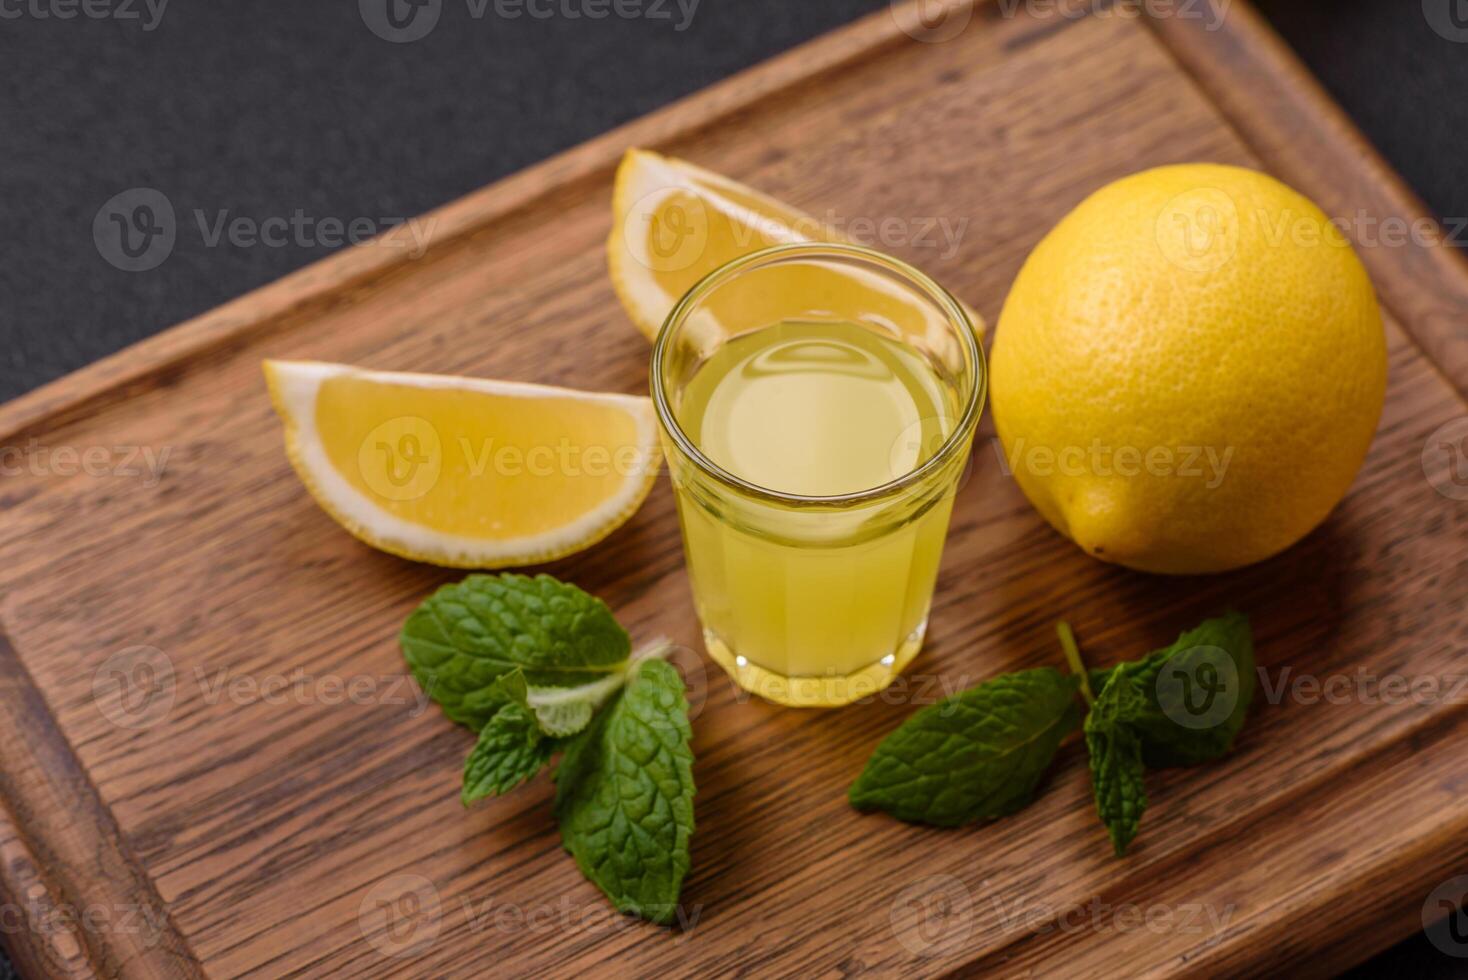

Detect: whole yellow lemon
[990,164,1387,574]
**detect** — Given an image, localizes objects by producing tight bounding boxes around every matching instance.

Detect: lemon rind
[608,148,827,341]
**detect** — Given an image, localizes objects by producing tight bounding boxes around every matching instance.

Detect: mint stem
[1057,621,1094,705]
[520,640,676,717]
[631,638,675,664]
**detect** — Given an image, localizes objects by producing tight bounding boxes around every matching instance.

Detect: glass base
[703,620,927,708]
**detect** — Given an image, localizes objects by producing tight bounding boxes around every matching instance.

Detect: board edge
[0,0,1462,975]
[0,626,202,979]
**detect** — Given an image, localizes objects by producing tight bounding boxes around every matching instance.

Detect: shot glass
[651,243,985,707]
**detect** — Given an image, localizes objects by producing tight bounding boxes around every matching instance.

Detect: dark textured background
[2,1,1466,976]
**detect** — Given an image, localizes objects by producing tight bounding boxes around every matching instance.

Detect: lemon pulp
[316,375,643,539]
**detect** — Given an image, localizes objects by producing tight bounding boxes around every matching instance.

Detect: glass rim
[649,241,986,506]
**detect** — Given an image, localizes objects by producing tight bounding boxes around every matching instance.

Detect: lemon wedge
[264,360,658,568]
[608,148,985,340]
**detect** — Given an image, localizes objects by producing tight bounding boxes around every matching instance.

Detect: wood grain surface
[2,1,1465,977]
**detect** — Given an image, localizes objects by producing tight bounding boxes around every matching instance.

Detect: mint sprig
[1084,673,1150,855]
[402,574,694,924]
[401,573,633,731]
[482,662,650,739]
[555,658,695,925]
[462,701,555,804]
[848,668,1081,826]
[849,614,1254,856]
[1092,613,1255,769]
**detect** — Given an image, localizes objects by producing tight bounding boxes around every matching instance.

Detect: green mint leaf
[1088,667,1116,699]
[482,668,531,702]
[848,668,1083,827]
[525,696,595,738]
[401,573,632,730]
[1084,672,1150,855]
[483,667,604,738]
[1087,614,1254,769]
[554,658,695,925]
[462,703,554,806]
[1085,723,1148,856]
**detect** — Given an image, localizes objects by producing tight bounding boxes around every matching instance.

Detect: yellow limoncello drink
[666,318,969,706]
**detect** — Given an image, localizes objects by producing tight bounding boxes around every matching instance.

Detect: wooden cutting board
[3,1,1466,976]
